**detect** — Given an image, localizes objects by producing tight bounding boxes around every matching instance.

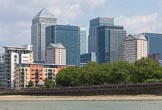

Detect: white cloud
[0,0,110,52]
[85,0,107,9]
[115,13,162,34]
[0,21,31,46]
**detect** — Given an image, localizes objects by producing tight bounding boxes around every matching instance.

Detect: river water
[0,100,162,110]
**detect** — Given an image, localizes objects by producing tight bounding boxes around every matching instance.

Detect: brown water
[0,100,162,110]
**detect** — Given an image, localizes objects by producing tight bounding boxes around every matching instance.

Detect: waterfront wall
[1,83,162,96]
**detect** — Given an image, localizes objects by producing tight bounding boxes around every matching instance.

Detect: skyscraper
[88,17,114,53]
[80,26,87,55]
[143,33,162,65]
[97,25,126,63]
[31,8,57,62]
[123,34,148,63]
[46,25,80,66]
[80,52,96,65]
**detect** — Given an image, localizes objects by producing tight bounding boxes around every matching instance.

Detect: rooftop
[50,43,65,49]
[33,8,55,19]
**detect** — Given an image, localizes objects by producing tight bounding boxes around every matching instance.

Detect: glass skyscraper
[88,17,114,53]
[80,52,96,64]
[97,25,126,63]
[31,8,57,62]
[46,25,80,66]
[143,33,162,65]
[80,26,87,55]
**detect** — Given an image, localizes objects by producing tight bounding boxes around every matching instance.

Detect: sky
[0,0,162,52]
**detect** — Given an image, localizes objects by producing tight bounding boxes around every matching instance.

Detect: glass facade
[80,52,96,64]
[46,25,80,66]
[88,17,114,53]
[97,26,126,63]
[80,26,87,55]
[31,9,57,62]
[143,33,162,65]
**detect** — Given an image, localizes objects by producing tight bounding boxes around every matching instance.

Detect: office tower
[88,17,114,53]
[15,63,67,89]
[3,45,33,88]
[80,52,96,65]
[0,53,4,88]
[143,33,162,65]
[97,25,126,63]
[31,8,57,62]
[148,54,160,62]
[45,43,66,65]
[46,25,80,66]
[80,26,87,54]
[123,34,148,63]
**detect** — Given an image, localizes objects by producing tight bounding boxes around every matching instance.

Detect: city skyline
[0,0,162,52]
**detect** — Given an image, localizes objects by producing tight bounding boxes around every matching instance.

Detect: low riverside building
[3,45,33,89]
[0,53,4,88]
[123,34,148,63]
[15,63,68,89]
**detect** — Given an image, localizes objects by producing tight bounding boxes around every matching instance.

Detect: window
[14,55,17,58]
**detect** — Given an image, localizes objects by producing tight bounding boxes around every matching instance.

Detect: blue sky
[0,0,162,52]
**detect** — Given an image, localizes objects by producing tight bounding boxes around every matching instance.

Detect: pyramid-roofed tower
[33,8,55,19]
[31,8,57,62]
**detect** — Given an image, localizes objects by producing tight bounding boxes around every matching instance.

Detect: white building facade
[123,34,148,63]
[45,43,66,65]
[3,45,33,88]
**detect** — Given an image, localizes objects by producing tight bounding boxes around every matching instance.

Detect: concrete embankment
[0,83,162,96]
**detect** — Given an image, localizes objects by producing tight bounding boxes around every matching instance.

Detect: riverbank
[0,95,162,101]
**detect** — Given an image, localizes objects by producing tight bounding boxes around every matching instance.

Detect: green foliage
[28,80,34,88]
[44,78,53,88]
[56,58,162,87]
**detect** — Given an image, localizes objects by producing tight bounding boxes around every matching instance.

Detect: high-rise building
[97,25,126,63]
[80,52,96,65]
[88,17,114,53]
[143,33,162,65]
[123,34,148,63]
[3,45,33,88]
[0,53,4,88]
[45,43,66,65]
[46,25,80,66]
[31,8,57,62]
[80,26,87,54]
[148,54,160,62]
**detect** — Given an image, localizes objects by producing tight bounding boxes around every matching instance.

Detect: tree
[44,78,52,88]
[133,57,162,83]
[56,57,162,87]
[109,61,131,84]
[56,66,81,87]
[28,80,34,88]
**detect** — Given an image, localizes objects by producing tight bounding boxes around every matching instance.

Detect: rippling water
[0,100,162,110]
